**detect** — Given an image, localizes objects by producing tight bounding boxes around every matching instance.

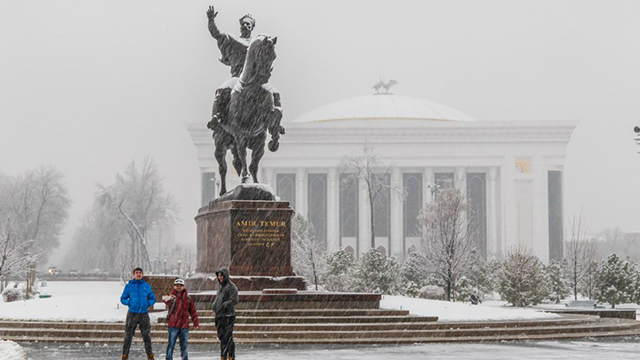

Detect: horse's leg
[248,135,266,184]
[230,145,242,176]
[236,137,250,182]
[214,140,228,196]
[268,107,284,152]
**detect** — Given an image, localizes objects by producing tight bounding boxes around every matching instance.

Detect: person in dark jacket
[163,278,199,360]
[213,267,238,360]
[120,267,156,360]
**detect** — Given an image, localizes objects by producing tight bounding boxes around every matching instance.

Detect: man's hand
[195,326,200,330]
[170,294,176,300]
[207,6,218,20]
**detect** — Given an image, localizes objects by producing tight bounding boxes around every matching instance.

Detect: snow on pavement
[0,340,26,360]
[380,295,559,321]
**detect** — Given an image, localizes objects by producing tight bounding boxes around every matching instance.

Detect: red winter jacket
[164,289,199,329]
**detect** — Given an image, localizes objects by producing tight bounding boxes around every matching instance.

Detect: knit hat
[174,279,185,285]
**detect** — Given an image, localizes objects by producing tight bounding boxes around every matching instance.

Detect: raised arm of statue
[207,5,221,39]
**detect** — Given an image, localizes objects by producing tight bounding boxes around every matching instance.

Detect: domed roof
[292,94,475,123]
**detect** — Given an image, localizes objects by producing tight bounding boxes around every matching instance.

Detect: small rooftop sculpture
[372,78,398,94]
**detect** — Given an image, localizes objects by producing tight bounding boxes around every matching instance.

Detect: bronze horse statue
[207,34,284,195]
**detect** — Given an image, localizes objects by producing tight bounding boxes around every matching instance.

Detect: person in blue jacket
[120,267,156,360]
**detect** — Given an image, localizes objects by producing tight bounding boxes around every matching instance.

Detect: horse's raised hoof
[241,176,250,184]
[268,140,279,152]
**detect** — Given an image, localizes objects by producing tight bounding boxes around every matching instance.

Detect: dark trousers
[215,316,236,359]
[123,311,153,356]
[166,327,189,360]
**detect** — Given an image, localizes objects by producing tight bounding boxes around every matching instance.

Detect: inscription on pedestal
[234,220,287,247]
[229,206,294,276]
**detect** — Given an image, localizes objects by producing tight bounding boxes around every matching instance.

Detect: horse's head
[240,34,278,85]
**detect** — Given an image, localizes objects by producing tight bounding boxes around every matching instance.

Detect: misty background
[1,0,639,269]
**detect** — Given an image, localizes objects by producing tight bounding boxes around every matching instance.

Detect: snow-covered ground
[0,281,164,322]
[0,281,557,322]
[0,340,25,360]
[380,295,559,321]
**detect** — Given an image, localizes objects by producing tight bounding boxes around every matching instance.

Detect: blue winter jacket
[120,278,156,313]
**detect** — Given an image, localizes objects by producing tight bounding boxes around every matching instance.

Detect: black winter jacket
[213,267,238,318]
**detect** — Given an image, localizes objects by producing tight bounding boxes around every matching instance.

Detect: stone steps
[164,315,438,324]
[4,323,640,345]
[1,317,638,343]
[0,316,596,333]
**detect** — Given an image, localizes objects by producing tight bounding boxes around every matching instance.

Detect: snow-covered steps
[2,315,640,344]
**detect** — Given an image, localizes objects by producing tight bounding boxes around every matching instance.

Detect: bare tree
[419,185,476,301]
[340,146,397,249]
[63,204,125,273]
[291,214,325,290]
[565,213,596,300]
[98,157,178,272]
[4,166,70,264]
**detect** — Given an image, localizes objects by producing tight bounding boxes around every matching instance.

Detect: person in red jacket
[163,279,199,360]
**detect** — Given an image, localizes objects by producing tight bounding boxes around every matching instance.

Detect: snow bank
[380,295,560,322]
[0,281,164,322]
[0,340,25,360]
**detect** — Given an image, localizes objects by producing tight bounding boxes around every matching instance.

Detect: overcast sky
[2,1,640,267]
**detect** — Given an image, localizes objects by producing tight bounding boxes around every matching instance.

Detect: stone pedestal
[187,200,307,291]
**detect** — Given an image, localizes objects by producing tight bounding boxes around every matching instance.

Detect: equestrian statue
[206,5,284,196]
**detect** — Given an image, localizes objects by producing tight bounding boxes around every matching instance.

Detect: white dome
[292,94,475,123]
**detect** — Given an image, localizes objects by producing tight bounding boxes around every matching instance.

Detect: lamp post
[178,258,182,277]
[163,258,167,275]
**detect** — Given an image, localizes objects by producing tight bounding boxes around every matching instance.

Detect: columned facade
[186,94,575,263]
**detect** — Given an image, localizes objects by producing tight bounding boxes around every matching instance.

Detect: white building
[187,93,575,263]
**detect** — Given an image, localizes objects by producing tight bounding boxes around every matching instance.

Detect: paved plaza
[21,338,640,360]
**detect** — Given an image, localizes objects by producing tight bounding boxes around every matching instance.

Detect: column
[358,176,370,257]
[327,168,340,252]
[390,167,403,259]
[423,168,434,206]
[296,168,306,217]
[532,156,550,262]
[488,167,498,259]
[456,167,466,195]
[502,156,516,253]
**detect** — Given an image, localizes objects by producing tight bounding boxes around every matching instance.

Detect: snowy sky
[1,1,640,267]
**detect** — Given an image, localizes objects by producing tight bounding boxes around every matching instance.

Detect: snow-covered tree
[565,214,596,300]
[352,249,400,294]
[399,252,429,297]
[579,260,601,300]
[291,214,325,290]
[0,167,70,279]
[546,259,570,304]
[498,246,548,306]
[98,157,178,272]
[323,248,356,292]
[456,252,499,301]
[595,254,636,308]
[340,146,398,248]
[419,185,476,301]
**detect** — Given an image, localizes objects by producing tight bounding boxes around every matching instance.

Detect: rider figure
[206,6,255,129]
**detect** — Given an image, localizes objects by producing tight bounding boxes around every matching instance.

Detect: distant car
[47,267,60,276]
[69,270,79,277]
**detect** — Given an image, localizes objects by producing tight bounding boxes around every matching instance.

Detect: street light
[163,258,167,275]
[178,258,182,277]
